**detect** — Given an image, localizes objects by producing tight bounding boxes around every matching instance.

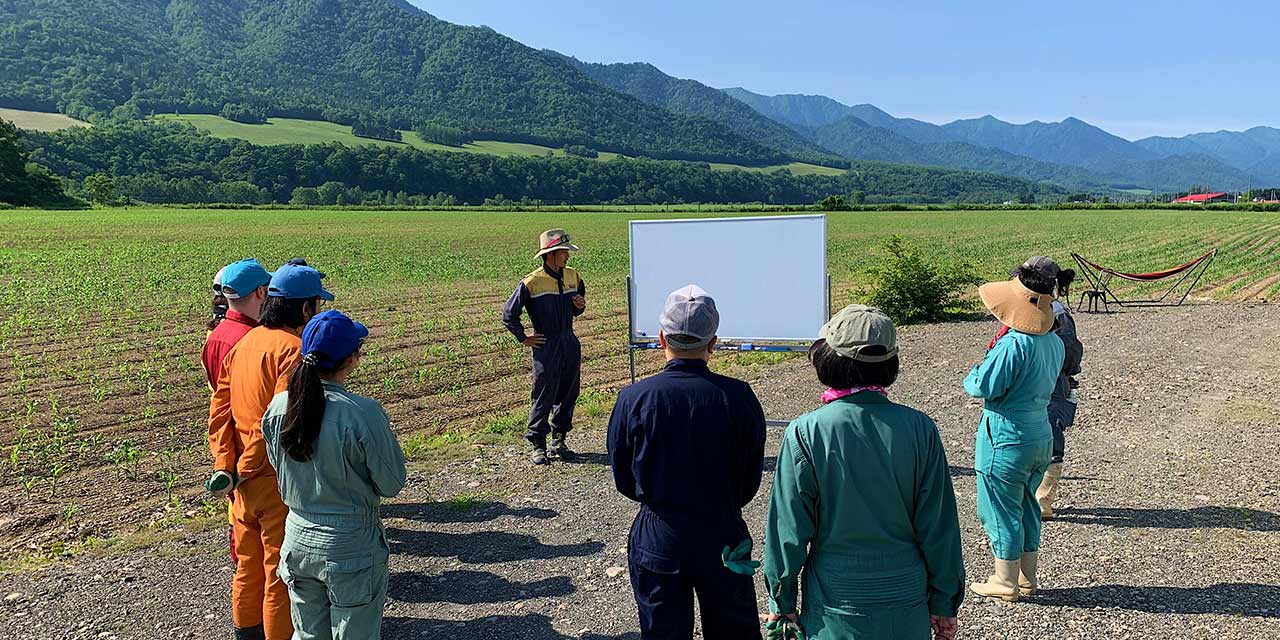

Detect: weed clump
[861,235,981,325]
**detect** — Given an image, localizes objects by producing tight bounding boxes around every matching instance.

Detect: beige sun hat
[978,278,1055,335]
[534,229,580,259]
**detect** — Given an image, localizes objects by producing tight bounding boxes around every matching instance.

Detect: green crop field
[1,206,1277,553]
[0,107,91,132]
[151,113,833,174]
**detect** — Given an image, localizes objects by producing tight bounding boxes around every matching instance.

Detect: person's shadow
[387,569,575,604]
[1052,506,1280,531]
[1029,583,1280,617]
[386,527,605,564]
[383,614,641,640]
[382,500,558,524]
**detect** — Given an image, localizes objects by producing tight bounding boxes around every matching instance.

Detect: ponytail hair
[1056,268,1076,299]
[281,352,332,462]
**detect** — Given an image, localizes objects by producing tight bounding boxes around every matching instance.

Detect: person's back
[259,310,404,640]
[263,382,406,528]
[607,285,766,639]
[965,329,1064,444]
[611,359,765,545]
[783,394,955,608]
[213,325,302,479]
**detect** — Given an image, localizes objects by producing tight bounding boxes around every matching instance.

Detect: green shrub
[861,235,982,324]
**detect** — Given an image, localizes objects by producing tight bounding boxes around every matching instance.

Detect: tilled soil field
[1,303,1278,639]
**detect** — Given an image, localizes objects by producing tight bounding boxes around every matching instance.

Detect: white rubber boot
[1018,551,1039,595]
[1037,462,1063,519]
[970,559,1021,602]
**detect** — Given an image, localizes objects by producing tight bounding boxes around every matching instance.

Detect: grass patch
[437,493,486,512]
[0,107,91,132]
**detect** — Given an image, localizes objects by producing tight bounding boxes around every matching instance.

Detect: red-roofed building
[1173,192,1232,204]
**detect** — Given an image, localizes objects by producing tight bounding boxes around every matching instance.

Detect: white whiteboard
[629,215,827,345]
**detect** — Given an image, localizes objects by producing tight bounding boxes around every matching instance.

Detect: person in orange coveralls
[208,262,334,640]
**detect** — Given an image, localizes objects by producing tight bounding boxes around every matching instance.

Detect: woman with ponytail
[261,310,406,640]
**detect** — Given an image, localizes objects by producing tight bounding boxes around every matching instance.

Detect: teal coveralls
[763,392,966,639]
[261,381,407,640]
[964,329,1064,561]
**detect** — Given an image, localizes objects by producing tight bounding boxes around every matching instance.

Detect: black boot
[529,440,549,466]
[234,625,265,640]
[549,433,576,461]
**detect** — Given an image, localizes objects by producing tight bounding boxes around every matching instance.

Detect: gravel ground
[2,303,1278,639]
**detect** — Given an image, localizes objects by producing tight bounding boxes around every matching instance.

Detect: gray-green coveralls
[262,382,406,640]
[763,392,966,639]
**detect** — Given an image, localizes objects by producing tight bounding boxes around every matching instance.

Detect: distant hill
[810,116,1111,190]
[550,56,843,166]
[0,0,789,164]
[722,88,857,129]
[1138,127,1280,182]
[727,88,1271,191]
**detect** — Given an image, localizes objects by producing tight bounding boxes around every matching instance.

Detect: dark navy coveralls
[503,265,585,445]
[1049,306,1084,462]
[607,359,767,640]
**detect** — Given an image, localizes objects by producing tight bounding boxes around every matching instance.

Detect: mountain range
[2,0,1275,194]
[722,88,1280,191]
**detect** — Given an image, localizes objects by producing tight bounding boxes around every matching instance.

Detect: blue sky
[414,0,1273,140]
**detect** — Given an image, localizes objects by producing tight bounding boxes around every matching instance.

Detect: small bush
[817,194,849,211]
[861,235,982,324]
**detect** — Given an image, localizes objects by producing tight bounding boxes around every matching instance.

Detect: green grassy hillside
[0,107,91,132]
[154,114,837,173]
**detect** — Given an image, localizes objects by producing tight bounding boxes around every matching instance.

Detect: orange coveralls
[208,325,302,639]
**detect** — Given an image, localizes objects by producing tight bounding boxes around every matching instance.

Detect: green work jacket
[763,392,965,635]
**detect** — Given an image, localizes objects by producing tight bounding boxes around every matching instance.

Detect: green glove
[205,470,238,498]
[764,618,805,640]
[721,538,760,576]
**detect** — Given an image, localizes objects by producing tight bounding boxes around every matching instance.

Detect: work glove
[721,538,760,576]
[764,618,805,640]
[205,470,239,499]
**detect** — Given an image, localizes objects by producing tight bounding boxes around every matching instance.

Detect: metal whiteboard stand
[625,275,832,428]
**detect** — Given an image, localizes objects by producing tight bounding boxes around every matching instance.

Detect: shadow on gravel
[563,452,611,466]
[1030,583,1280,617]
[383,614,641,639]
[387,528,605,563]
[949,466,976,477]
[1053,506,1280,531]
[387,569,574,604]
[383,501,558,524]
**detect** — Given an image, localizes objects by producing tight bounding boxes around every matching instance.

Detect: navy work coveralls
[607,359,767,639]
[1049,302,1083,462]
[503,265,586,445]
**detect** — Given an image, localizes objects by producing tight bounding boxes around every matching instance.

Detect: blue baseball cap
[301,310,368,367]
[268,263,334,300]
[220,259,273,299]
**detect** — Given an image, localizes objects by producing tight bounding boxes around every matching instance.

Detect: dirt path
[2,304,1278,639]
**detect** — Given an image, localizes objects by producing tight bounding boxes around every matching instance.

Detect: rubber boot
[969,559,1021,602]
[1037,462,1063,519]
[1018,551,1039,595]
[549,433,576,461]
[234,625,265,640]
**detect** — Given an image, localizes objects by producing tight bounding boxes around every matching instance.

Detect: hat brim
[318,287,335,302]
[534,243,580,259]
[979,279,1055,335]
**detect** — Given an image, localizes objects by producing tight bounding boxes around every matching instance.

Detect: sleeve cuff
[928,592,960,618]
[767,592,797,615]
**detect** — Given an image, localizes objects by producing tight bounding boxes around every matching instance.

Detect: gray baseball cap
[1010,256,1061,280]
[819,304,898,363]
[659,284,720,350]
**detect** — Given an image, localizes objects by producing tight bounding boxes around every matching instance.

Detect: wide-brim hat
[534,229,580,259]
[978,278,1055,335]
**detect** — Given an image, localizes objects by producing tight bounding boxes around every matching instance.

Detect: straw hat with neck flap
[978,275,1055,335]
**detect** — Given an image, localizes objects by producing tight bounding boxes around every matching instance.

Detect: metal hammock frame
[1071,249,1217,312]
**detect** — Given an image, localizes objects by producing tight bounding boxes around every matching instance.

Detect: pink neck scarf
[821,386,888,404]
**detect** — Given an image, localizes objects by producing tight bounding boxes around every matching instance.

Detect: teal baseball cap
[220,259,273,299]
[268,263,334,301]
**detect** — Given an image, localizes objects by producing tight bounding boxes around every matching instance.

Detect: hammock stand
[1071,249,1217,313]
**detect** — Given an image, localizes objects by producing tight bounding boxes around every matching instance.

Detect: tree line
[20,120,1062,207]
